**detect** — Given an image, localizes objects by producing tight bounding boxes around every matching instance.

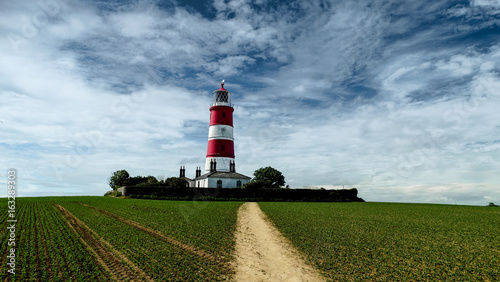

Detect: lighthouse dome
[212,80,231,106]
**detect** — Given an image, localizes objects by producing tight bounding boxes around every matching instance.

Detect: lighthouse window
[221,145,225,151]
[222,113,226,117]
[216,92,228,103]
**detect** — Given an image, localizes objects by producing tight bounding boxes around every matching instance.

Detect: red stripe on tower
[206,139,235,158]
[205,80,236,173]
[209,106,233,126]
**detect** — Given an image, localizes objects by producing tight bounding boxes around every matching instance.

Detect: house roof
[193,171,251,181]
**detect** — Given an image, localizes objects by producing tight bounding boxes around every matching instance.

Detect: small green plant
[0,197,242,280]
[104,190,122,197]
[259,202,500,280]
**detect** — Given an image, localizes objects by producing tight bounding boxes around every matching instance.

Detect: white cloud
[473,0,500,8]
[206,55,256,76]
[0,0,499,205]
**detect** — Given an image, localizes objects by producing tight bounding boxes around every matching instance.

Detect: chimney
[179,166,185,178]
[209,160,218,172]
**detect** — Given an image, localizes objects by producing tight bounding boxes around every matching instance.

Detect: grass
[259,202,500,281]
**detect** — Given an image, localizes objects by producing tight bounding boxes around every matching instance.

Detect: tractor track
[54,204,153,281]
[78,203,226,267]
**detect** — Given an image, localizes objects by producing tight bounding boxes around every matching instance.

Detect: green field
[259,202,500,280]
[1,197,242,281]
[1,197,499,281]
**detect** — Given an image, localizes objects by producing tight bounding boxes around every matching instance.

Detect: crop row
[60,196,242,260]
[259,202,500,280]
[0,198,111,281]
[1,197,242,280]
[57,197,242,280]
[60,201,216,280]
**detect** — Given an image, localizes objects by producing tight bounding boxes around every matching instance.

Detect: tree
[108,170,130,190]
[164,177,188,188]
[124,176,147,186]
[145,175,159,185]
[135,175,160,187]
[244,166,285,189]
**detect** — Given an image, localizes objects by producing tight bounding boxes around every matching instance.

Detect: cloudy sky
[1,0,499,205]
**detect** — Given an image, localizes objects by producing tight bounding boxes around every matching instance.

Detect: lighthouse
[205,80,235,173]
[192,81,251,188]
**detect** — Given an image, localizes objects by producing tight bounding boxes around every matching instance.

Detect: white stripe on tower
[208,125,234,140]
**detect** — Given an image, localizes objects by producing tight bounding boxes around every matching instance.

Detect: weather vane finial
[221,79,225,88]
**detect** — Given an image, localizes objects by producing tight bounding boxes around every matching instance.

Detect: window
[216,92,228,103]
[217,180,222,188]
[221,145,225,151]
[236,180,242,187]
[222,113,226,117]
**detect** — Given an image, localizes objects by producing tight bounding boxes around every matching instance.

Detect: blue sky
[1,0,499,205]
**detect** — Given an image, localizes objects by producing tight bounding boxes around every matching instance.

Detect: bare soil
[233,202,325,282]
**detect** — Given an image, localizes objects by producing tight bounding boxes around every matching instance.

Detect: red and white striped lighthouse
[190,80,250,188]
[205,80,236,173]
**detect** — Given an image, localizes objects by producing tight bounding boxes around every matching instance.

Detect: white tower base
[204,157,235,173]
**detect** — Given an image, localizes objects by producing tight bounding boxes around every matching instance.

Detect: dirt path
[233,202,325,282]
